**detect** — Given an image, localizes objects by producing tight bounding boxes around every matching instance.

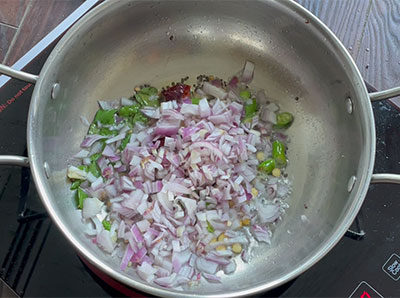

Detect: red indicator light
[360,291,371,298]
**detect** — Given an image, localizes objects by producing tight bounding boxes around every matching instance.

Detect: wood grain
[295,0,371,59]
[0,0,30,27]
[4,0,84,66]
[0,24,16,63]
[356,0,400,93]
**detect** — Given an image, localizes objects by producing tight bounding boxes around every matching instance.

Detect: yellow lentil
[251,188,259,197]
[241,218,251,226]
[272,168,281,177]
[217,233,226,241]
[256,151,265,161]
[232,243,242,254]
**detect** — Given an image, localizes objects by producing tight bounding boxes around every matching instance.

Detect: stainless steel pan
[0,1,399,297]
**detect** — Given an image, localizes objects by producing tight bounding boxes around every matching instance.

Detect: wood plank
[295,0,371,60]
[0,0,30,27]
[4,0,84,66]
[0,24,16,63]
[355,0,400,93]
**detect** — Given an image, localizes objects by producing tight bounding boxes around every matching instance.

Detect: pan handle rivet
[345,97,353,114]
[51,83,60,100]
[347,175,357,192]
[43,162,51,179]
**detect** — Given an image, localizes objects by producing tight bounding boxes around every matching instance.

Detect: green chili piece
[102,219,112,231]
[70,180,82,190]
[258,159,276,174]
[191,97,201,105]
[78,165,88,172]
[90,153,102,162]
[132,112,148,125]
[243,98,258,122]
[206,220,215,233]
[120,134,131,150]
[88,122,99,135]
[146,98,160,108]
[240,90,251,100]
[135,93,149,106]
[272,140,287,167]
[118,105,140,117]
[140,86,158,96]
[76,187,88,209]
[88,161,101,178]
[99,127,117,136]
[94,109,117,125]
[135,93,159,107]
[275,112,294,129]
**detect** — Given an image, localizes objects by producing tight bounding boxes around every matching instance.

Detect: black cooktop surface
[0,45,399,298]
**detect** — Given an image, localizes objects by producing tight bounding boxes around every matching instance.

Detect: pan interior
[29,0,373,296]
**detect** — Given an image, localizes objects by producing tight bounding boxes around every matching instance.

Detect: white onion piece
[137,261,157,282]
[240,60,255,84]
[160,101,174,112]
[202,272,221,283]
[266,102,279,112]
[98,100,119,110]
[181,104,199,115]
[301,214,310,224]
[163,182,191,195]
[81,135,107,148]
[196,257,218,274]
[252,225,271,244]
[120,97,135,106]
[82,197,103,219]
[202,82,227,99]
[257,203,281,223]
[198,98,210,118]
[261,107,277,124]
[105,133,126,144]
[141,107,161,119]
[97,230,116,253]
[74,149,90,159]
[67,166,87,180]
[223,260,236,275]
[91,177,104,191]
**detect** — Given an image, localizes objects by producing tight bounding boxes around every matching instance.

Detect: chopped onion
[81,134,108,147]
[257,203,281,223]
[202,82,227,99]
[252,225,271,244]
[120,97,135,106]
[82,197,103,219]
[68,63,293,289]
[223,260,236,275]
[155,119,181,136]
[196,257,218,274]
[141,107,161,119]
[240,60,255,84]
[198,98,210,118]
[180,104,199,116]
[74,149,90,159]
[97,230,116,253]
[67,166,87,180]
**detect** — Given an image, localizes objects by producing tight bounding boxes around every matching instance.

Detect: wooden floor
[0,0,83,65]
[297,0,400,101]
[0,0,399,98]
